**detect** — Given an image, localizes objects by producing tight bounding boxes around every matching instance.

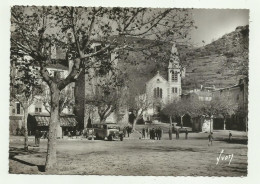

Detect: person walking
[35,130,41,147]
[176,128,179,139]
[126,126,130,137]
[142,128,146,138]
[185,129,188,139]
[229,131,232,142]
[158,127,162,140]
[151,128,155,140]
[123,127,126,137]
[208,132,214,146]
[155,128,158,140]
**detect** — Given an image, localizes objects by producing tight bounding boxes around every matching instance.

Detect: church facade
[143,44,184,120]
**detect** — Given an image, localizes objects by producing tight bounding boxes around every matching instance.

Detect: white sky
[190,9,249,46]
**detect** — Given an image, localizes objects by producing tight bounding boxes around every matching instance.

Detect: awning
[60,117,77,127]
[35,116,77,127]
[35,116,49,126]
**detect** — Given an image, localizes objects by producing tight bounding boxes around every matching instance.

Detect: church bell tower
[168,43,181,84]
[168,43,182,102]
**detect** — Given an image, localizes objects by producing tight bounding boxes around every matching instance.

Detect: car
[91,122,124,141]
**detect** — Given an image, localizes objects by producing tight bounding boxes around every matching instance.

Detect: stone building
[143,44,185,121]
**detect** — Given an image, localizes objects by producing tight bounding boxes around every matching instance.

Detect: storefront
[28,113,78,138]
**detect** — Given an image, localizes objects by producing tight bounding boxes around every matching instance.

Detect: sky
[190,9,249,46]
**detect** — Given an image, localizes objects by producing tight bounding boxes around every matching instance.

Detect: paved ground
[9,131,247,176]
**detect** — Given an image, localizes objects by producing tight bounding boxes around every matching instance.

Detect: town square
[7,5,250,177]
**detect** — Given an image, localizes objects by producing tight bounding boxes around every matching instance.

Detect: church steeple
[168,43,180,69]
[168,43,181,82]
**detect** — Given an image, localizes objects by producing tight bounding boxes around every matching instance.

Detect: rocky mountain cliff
[124,25,249,94]
[182,25,249,91]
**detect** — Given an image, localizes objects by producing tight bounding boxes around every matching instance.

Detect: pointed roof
[146,71,168,84]
[168,43,180,68]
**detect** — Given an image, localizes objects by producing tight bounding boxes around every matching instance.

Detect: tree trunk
[223,118,226,130]
[181,115,184,128]
[23,105,29,152]
[169,116,172,140]
[45,85,60,172]
[132,119,137,131]
[245,116,248,135]
[100,119,106,124]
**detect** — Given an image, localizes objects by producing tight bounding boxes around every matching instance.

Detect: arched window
[154,87,163,98]
[160,88,162,98]
[171,70,178,82]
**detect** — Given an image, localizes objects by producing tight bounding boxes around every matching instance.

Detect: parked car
[91,122,124,141]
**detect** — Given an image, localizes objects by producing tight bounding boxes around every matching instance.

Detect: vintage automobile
[91,122,123,141]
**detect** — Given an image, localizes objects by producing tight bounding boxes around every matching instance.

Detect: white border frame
[1,1,259,184]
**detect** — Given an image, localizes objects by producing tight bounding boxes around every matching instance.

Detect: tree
[192,94,239,131]
[10,55,43,151]
[11,6,195,171]
[129,93,154,130]
[41,85,75,115]
[162,98,197,130]
[85,68,127,124]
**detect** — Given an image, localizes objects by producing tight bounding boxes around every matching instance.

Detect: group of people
[174,128,189,140]
[123,126,133,137]
[208,131,233,146]
[140,127,163,140]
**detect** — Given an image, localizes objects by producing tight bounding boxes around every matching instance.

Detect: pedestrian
[152,128,155,140]
[76,130,80,139]
[123,127,126,137]
[185,129,188,139]
[208,132,214,146]
[127,126,130,137]
[158,127,162,140]
[35,130,41,147]
[229,131,232,142]
[43,131,47,139]
[142,128,145,138]
[176,128,179,139]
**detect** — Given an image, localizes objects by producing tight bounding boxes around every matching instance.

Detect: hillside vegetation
[182,25,249,90]
[123,25,249,94]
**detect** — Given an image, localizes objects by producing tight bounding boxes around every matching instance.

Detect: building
[9,46,77,137]
[212,77,248,131]
[185,78,248,132]
[74,42,129,129]
[182,86,214,102]
[143,43,185,121]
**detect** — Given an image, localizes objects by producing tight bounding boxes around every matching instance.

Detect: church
[143,44,185,121]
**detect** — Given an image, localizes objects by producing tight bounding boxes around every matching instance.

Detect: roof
[146,71,168,84]
[213,84,241,92]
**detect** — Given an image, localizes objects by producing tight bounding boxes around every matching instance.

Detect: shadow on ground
[9,147,45,172]
[221,138,248,145]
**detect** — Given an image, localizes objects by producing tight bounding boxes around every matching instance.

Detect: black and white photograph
[1,0,260,181]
